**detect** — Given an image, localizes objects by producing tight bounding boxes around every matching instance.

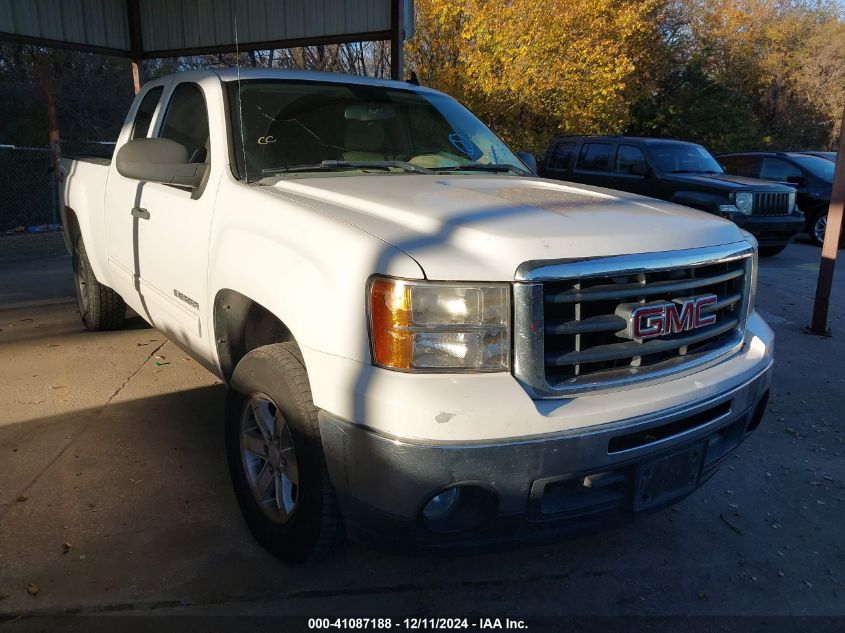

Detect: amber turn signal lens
[369,278,412,369]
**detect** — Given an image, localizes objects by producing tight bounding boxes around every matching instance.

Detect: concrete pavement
[0,235,843,620]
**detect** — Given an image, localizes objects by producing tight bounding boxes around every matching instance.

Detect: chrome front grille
[513,243,755,397]
[753,192,790,216]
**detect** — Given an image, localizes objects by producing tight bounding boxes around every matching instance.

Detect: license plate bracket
[634,443,705,511]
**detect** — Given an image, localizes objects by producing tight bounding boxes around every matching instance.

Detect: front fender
[206,182,424,375]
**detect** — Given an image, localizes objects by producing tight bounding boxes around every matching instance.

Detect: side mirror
[116,138,207,188]
[629,162,650,177]
[516,151,538,175]
[786,175,807,187]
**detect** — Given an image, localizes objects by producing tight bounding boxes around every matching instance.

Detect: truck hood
[263,175,746,280]
[663,171,794,192]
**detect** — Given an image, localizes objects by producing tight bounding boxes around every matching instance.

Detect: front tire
[225,342,342,564]
[71,233,126,331]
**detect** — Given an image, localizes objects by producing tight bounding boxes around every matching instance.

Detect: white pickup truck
[61,69,773,563]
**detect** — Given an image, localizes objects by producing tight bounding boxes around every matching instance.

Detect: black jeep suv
[539,136,803,256]
[718,151,835,246]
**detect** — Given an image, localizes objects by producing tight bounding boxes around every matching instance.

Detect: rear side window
[759,158,802,181]
[576,143,612,171]
[720,155,759,178]
[546,141,576,171]
[160,83,210,163]
[131,87,163,140]
[614,145,646,174]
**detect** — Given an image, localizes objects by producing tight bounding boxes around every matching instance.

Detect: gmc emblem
[616,294,718,340]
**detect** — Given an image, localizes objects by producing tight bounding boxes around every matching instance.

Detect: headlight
[734,192,753,215]
[368,277,510,372]
[788,190,797,212]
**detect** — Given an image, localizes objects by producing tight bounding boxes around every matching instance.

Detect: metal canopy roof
[0,0,407,73]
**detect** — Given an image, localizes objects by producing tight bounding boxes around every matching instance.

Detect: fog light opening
[420,485,498,534]
[422,487,461,522]
[747,389,770,433]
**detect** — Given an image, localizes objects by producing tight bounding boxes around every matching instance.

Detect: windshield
[648,143,724,174]
[792,155,835,182]
[226,79,526,181]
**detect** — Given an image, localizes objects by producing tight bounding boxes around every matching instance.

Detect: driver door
[120,81,217,353]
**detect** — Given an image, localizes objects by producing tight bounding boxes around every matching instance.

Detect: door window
[131,87,163,140]
[159,83,210,163]
[759,158,802,182]
[576,143,612,171]
[614,145,647,174]
[546,141,576,171]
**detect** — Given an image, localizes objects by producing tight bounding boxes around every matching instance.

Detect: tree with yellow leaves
[407,0,664,153]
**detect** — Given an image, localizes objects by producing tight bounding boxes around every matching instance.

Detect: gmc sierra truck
[61,69,773,563]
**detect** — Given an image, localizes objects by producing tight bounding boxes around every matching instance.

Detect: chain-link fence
[0,146,58,231]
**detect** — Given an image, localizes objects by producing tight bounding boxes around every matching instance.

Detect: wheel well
[213,289,295,380]
[65,207,81,239]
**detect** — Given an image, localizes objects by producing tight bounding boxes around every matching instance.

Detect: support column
[127,0,143,93]
[390,0,405,80]
[131,58,142,94]
[809,102,845,334]
[38,54,62,224]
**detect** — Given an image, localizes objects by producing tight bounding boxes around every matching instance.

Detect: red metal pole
[809,102,845,334]
[131,59,141,94]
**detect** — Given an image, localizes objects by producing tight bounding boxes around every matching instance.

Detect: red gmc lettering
[631,295,718,339]
[632,306,666,338]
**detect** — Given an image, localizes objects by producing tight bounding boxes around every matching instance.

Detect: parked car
[718,151,835,246]
[539,136,803,256]
[60,70,773,563]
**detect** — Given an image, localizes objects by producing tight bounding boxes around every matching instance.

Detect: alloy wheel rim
[239,394,299,524]
[814,215,827,244]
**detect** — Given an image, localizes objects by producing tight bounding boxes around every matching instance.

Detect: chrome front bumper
[319,363,772,553]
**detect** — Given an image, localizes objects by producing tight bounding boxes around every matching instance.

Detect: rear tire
[225,342,342,564]
[758,244,787,257]
[72,233,126,331]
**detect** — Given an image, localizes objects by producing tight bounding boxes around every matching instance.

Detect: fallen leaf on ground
[719,513,743,535]
[62,542,72,554]
[26,583,39,596]
[16,495,28,502]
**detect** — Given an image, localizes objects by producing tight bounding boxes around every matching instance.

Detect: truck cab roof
[143,67,440,95]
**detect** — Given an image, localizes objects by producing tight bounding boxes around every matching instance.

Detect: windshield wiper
[435,164,527,175]
[258,160,433,181]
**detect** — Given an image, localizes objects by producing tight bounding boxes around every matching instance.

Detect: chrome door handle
[131,207,150,220]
